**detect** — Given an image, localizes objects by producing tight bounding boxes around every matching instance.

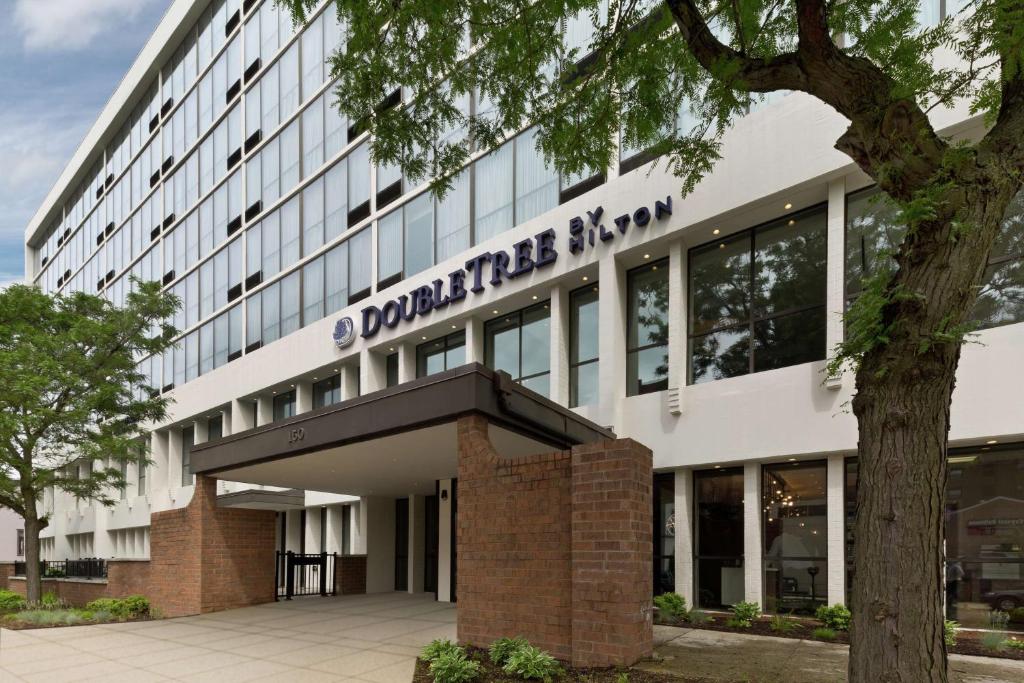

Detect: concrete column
[149,430,168,495]
[194,419,209,445]
[409,494,426,593]
[667,240,686,414]
[353,499,368,554]
[362,496,396,593]
[360,348,386,394]
[743,463,763,607]
[825,177,847,387]
[549,284,570,406]
[437,478,454,602]
[167,427,183,491]
[256,395,273,426]
[221,406,233,436]
[673,468,694,607]
[397,342,416,384]
[464,317,485,365]
[827,454,847,605]
[306,506,323,553]
[325,505,343,553]
[296,379,313,413]
[286,510,302,552]
[597,254,626,430]
[230,398,256,434]
[340,364,359,400]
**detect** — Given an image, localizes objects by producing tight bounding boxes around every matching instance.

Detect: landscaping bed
[0,590,155,629]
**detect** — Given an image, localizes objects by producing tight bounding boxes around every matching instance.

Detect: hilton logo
[332,317,356,348]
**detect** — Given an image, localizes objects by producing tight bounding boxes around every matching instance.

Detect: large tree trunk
[848,183,1017,682]
[22,505,43,605]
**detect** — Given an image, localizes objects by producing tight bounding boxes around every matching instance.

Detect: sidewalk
[638,626,1024,683]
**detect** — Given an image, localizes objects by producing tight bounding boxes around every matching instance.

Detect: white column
[286,510,302,552]
[409,494,426,593]
[167,427,183,490]
[230,398,255,433]
[256,395,273,426]
[353,499,368,554]
[667,239,686,415]
[325,505,343,554]
[397,342,416,384]
[673,468,694,607]
[464,317,485,365]
[306,507,323,553]
[437,478,454,602]
[221,406,233,436]
[340,364,359,400]
[825,177,847,388]
[149,430,169,495]
[743,463,763,608]
[827,454,847,605]
[549,284,569,406]
[296,380,313,413]
[194,419,209,445]
[362,496,396,593]
[598,254,626,430]
[360,348,386,394]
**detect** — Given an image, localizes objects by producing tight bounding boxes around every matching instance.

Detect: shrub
[687,609,711,625]
[430,650,481,683]
[502,644,561,682]
[0,589,26,612]
[422,639,462,664]
[4,609,89,627]
[982,631,1006,650]
[944,620,959,647]
[812,627,837,641]
[1009,607,1024,624]
[34,591,64,610]
[84,596,150,619]
[489,636,529,666]
[1003,637,1024,651]
[815,604,852,632]
[653,592,688,621]
[728,602,760,628]
[769,614,800,634]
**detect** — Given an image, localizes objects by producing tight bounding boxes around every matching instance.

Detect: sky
[0,0,172,289]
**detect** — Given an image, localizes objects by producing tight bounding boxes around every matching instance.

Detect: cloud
[13,0,160,52]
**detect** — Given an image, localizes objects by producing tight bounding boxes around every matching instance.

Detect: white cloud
[14,0,160,52]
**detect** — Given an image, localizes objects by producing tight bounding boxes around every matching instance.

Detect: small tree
[283,1,1024,679]
[0,281,177,602]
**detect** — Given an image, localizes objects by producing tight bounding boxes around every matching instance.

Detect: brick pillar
[336,555,368,595]
[570,440,653,667]
[0,562,14,590]
[149,475,276,617]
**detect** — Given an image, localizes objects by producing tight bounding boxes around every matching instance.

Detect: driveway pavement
[0,592,455,682]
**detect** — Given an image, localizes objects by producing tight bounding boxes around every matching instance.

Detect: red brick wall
[456,415,653,668]
[149,475,276,617]
[337,555,367,595]
[4,560,152,607]
[0,562,13,590]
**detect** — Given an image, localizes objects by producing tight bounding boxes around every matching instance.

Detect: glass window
[279,43,300,121]
[474,142,513,243]
[303,177,325,256]
[349,143,371,210]
[325,160,348,243]
[181,426,195,486]
[281,196,300,268]
[303,256,325,325]
[435,170,470,262]
[378,210,403,285]
[313,374,341,409]
[207,415,223,441]
[690,206,827,384]
[404,193,433,278]
[280,271,301,337]
[570,284,600,407]
[627,260,669,396]
[262,281,280,344]
[301,13,324,100]
[325,240,349,313]
[514,129,558,224]
[695,467,745,608]
[763,460,828,614]
[273,390,296,421]
[262,210,281,277]
[971,191,1024,328]
[302,97,325,178]
[845,187,902,301]
[416,331,466,378]
[386,352,399,387]
[349,228,372,296]
[280,120,300,193]
[654,473,675,595]
[485,302,550,397]
[246,293,262,348]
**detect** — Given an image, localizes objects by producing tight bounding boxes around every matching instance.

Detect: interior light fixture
[986,439,998,445]
[784,202,792,209]
[421,336,427,340]
[451,324,457,329]
[644,254,650,259]
[712,228,720,235]
[532,295,538,300]
[492,309,498,314]
[582,275,589,281]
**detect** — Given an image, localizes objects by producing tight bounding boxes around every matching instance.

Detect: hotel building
[20,0,1024,644]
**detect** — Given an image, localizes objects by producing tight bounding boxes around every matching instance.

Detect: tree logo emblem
[332,317,356,348]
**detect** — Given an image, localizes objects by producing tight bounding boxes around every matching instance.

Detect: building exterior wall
[0,508,24,562]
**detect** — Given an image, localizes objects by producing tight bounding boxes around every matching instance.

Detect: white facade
[23,0,1024,624]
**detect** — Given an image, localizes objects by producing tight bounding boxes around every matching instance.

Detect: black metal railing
[275,551,337,600]
[13,558,108,579]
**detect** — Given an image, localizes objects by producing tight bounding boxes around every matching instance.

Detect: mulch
[657,615,1024,661]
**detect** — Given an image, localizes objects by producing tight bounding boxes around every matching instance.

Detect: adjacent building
[21,0,1024,634]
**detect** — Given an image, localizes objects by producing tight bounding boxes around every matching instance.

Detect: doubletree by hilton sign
[331,195,673,347]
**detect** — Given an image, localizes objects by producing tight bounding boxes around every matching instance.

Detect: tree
[0,281,177,602]
[283,0,1024,679]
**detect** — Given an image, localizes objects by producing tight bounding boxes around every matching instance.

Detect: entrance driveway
[0,592,456,682]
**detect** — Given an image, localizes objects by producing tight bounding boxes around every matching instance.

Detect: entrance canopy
[190,363,615,497]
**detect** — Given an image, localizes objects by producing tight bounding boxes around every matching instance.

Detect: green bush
[981,631,1006,650]
[815,604,852,632]
[769,614,800,633]
[944,620,959,647]
[728,602,760,628]
[653,592,688,621]
[421,639,462,664]
[812,627,837,641]
[1004,637,1024,651]
[429,650,481,683]
[687,609,711,625]
[39,591,61,609]
[84,595,150,619]
[502,644,561,682]
[488,636,529,665]
[4,609,90,627]
[0,589,26,611]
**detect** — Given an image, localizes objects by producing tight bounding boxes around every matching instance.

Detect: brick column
[570,440,653,668]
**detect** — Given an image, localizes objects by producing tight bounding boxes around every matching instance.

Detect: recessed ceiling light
[788,457,796,461]
[788,219,795,226]
[784,202,792,210]
[333,369,339,372]
[312,376,317,380]
[451,324,457,329]
[290,384,294,387]
[421,336,427,340]
[582,276,589,281]
[492,309,498,314]
[712,228,720,235]
[987,439,998,445]
[714,465,720,469]
[719,243,725,249]
[532,295,538,300]
[643,254,650,259]
[389,347,394,351]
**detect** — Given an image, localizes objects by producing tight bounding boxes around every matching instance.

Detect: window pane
[280,120,300,193]
[514,129,557,224]
[303,177,325,256]
[246,294,262,346]
[570,362,598,408]
[262,281,280,343]
[281,196,300,267]
[754,209,827,317]
[435,170,469,262]
[325,241,349,313]
[404,193,433,277]
[695,468,745,608]
[325,161,347,242]
[302,97,325,178]
[349,143,370,209]
[474,143,513,243]
[690,232,750,336]
[753,307,826,372]
[628,261,669,349]
[378,210,403,282]
[262,211,281,277]
[690,325,750,384]
[486,316,520,378]
[571,285,599,364]
[520,304,550,378]
[280,271,300,336]
[972,258,1024,328]
[349,228,371,294]
[845,189,903,297]
[303,256,325,325]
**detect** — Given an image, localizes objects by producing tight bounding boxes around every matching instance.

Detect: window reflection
[695,468,745,608]
[654,473,675,595]
[570,284,600,407]
[416,331,466,378]
[627,260,669,396]
[484,302,551,397]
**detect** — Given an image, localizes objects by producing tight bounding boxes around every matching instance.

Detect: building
[20,0,1023,649]
[0,508,25,563]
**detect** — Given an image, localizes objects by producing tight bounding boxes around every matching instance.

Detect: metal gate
[275,551,337,600]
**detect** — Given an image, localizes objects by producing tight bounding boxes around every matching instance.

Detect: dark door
[395,498,409,591]
[425,493,439,595]
[450,479,457,602]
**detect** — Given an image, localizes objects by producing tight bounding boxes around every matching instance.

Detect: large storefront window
[695,468,745,608]
[570,284,599,407]
[689,206,827,384]
[846,187,1024,328]
[485,302,550,397]
[763,460,828,614]
[654,473,675,595]
[313,374,340,408]
[417,331,466,378]
[627,260,669,396]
